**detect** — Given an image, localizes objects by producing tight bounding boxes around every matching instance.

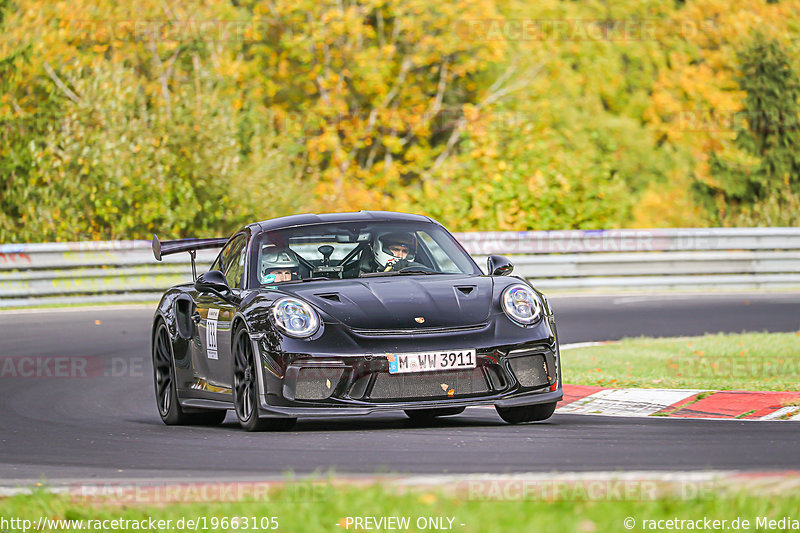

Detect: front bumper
[253,389,563,417]
[251,319,563,417]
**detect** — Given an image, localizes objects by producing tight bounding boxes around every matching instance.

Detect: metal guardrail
[0,241,216,307]
[1,228,799,307]
[458,228,800,291]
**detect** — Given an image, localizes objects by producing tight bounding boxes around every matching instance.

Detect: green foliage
[698,34,800,224]
[18,63,303,241]
[0,44,62,240]
[1,1,308,241]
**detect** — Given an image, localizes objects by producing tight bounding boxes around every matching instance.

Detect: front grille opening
[294,367,345,400]
[367,368,491,401]
[507,354,550,388]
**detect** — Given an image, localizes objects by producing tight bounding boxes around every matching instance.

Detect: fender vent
[175,297,195,339]
[456,286,475,296]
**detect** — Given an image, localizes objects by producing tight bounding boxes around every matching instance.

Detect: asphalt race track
[1,292,799,483]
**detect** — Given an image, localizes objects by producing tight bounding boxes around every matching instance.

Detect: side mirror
[195,270,231,298]
[487,255,514,276]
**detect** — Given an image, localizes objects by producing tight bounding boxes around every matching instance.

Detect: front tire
[495,402,557,424]
[152,321,226,426]
[232,325,296,432]
[404,406,465,423]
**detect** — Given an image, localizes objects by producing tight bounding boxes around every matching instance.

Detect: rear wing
[152,234,228,280]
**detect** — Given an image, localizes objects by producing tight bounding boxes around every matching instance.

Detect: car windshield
[251,221,481,285]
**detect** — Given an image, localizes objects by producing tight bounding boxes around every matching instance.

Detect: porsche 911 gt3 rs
[151,211,562,431]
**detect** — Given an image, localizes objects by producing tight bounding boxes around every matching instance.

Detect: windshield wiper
[270,277,331,284]
[360,269,442,277]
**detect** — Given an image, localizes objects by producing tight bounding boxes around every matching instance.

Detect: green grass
[2,483,800,533]
[564,332,800,391]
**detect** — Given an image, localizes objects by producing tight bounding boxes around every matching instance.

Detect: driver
[260,249,299,283]
[372,232,417,272]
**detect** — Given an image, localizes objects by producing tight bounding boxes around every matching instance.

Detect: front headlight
[501,284,542,326]
[271,297,320,338]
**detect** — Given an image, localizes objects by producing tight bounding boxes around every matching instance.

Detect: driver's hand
[385,258,410,272]
[383,257,399,272]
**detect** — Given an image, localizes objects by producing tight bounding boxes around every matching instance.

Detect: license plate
[387,349,477,375]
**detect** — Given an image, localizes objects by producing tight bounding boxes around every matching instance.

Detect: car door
[194,233,248,391]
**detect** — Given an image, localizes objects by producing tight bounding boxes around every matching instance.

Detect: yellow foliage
[630,182,708,229]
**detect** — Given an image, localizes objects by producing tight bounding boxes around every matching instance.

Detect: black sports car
[151,211,562,431]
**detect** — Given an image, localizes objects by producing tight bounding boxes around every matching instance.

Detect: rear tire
[495,402,557,424]
[404,406,465,423]
[153,321,226,426]
[232,325,297,432]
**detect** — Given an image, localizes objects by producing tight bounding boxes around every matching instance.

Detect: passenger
[260,250,299,283]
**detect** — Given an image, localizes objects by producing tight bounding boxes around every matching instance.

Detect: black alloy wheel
[152,321,226,426]
[232,325,296,432]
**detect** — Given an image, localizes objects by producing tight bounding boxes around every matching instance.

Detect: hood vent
[315,293,341,303]
[456,286,475,296]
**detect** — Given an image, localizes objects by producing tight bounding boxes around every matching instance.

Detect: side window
[225,238,248,289]
[210,249,225,273]
[214,235,247,289]
[417,231,459,273]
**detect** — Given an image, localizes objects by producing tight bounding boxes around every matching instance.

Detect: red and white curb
[554,341,800,420]
[558,385,800,420]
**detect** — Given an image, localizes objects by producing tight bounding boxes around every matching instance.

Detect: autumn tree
[698,34,800,224]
